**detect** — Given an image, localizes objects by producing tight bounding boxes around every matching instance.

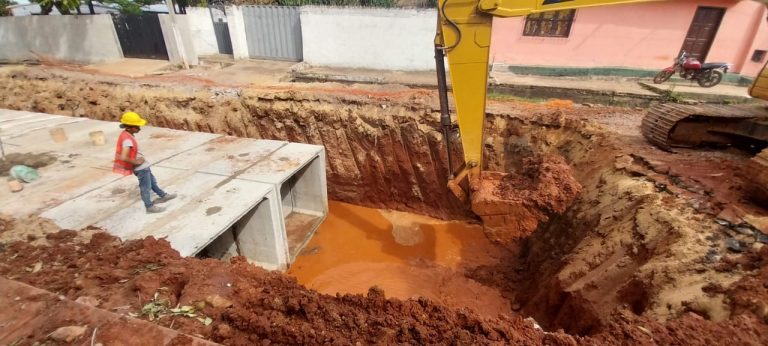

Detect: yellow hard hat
[120,111,147,127]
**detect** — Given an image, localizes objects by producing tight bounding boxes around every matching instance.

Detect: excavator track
[642,103,768,151]
[746,148,768,203]
[642,103,768,204]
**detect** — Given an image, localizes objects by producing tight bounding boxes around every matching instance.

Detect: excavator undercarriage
[642,103,768,203]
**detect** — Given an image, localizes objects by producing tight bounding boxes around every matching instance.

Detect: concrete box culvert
[203,188,287,270]
[0,109,329,272]
[237,143,328,264]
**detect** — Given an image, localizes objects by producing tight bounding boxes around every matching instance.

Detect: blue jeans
[134,168,166,209]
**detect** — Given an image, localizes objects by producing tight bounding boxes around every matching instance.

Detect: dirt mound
[2,229,768,345]
[0,230,573,344]
[472,154,582,248]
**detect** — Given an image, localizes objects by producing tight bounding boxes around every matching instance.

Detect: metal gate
[111,14,169,60]
[209,0,233,55]
[242,6,303,61]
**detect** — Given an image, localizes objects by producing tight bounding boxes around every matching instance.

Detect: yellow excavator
[435,0,768,234]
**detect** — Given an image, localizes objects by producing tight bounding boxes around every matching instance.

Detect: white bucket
[89,131,106,146]
[49,127,68,143]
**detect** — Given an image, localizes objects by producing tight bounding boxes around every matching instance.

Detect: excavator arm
[434,0,663,242]
[435,0,662,200]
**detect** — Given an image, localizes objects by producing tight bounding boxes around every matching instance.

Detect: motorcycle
[653,51,730,88]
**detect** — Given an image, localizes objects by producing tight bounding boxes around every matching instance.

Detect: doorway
[680,7,726,62]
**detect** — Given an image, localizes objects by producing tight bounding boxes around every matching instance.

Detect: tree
[35,0,80,14]
[1,0,15,16]
[100,0,159,14]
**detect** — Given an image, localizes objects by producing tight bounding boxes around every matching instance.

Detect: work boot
[155,193,177,204]
[146,205,165,214]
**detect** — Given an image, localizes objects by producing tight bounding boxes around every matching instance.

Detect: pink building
[490,0,768,79]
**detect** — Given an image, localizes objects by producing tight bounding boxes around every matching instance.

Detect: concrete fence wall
[299,7,436,71]
[0,14,123,63]
[159,14,199,66]
[186,7,220,56]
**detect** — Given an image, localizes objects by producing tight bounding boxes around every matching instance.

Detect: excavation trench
[0,70,761,338]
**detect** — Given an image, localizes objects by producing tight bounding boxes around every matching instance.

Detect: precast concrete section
[0,109,327,270]
[0,15,123,64]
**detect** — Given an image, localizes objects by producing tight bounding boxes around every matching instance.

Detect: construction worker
[113,111,177,213]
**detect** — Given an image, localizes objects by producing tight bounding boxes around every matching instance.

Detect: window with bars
[523,10,576,38]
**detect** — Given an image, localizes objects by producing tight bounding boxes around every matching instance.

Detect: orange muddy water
[287,201,514,318]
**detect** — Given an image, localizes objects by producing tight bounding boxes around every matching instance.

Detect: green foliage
[101,0,160,14]
[0,0,15,16]
[661,86,684,103]
[131,291,213,325]
[233,0,434,7]
[35,0,80,14]
[275,0,395,7]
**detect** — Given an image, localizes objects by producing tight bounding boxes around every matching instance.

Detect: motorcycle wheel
[697,70,723,88]
[653,70,673,84]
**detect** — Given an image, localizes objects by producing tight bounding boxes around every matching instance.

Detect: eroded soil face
[0,66,767,344]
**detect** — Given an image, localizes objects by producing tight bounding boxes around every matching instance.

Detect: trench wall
[0,76,470,220]
[0,15,123,63]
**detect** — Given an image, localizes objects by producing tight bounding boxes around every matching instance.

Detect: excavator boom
[434,0,661,240]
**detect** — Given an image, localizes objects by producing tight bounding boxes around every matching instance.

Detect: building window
[523,10,576,38]
[752,50,767,63]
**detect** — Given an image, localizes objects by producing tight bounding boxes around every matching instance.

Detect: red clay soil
[472,154,582,248]
[0,230,571,345]
[2,229,768,345]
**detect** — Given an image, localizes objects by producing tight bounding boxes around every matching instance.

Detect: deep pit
[1,67,767,344]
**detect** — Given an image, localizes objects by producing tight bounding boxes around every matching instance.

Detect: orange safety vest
[113,130,138,175]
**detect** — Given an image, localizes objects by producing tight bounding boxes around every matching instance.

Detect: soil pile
[0,230,573,345]
[1,229,767,345]
[472,154,582,248]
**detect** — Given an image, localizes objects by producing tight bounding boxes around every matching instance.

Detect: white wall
[159,14,199,66]
[300,7,436,71]
[227,6,249,60]
[186,7,220,56]
[0,14,122,63]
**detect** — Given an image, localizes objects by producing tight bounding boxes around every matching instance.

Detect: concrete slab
[4,113,221,169]
[157,135,286,176]
[0,109,327,270]
[240,142,325,185]
[638,80,752,102]
[0,114,85,140]
[0,154,120,217]
[0,108,43,121]
[492,73,659,96]
[175,58,296,86]
[84,58,173,78]
[95,175,277,258]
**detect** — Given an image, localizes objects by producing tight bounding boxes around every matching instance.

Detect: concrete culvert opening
[1,70,767,343]
[278,154,328,262]
[201,194,284,270]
